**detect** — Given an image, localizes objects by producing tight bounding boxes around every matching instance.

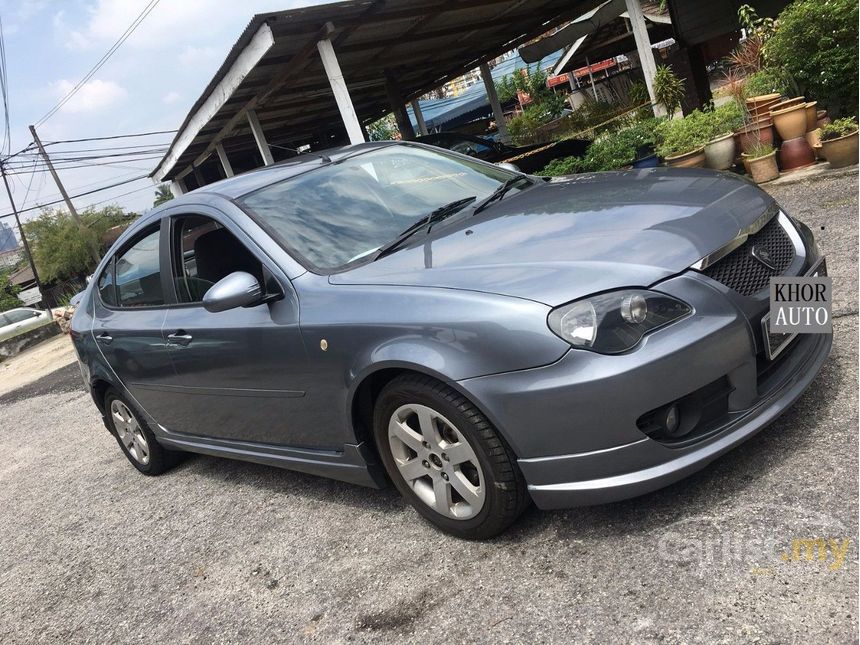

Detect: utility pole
[29,124,100,264]
[0,161,50,308]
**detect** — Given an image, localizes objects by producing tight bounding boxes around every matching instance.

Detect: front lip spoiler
[523,330,832,510]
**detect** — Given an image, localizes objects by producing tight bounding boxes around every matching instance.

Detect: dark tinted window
[171,215,263,304]
[115,228,164,307]
[97,261,116,306]
[238,144,515,271]
[5,309,36,323]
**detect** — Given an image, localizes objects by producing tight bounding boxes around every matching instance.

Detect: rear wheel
[373,374,528,539]
[104,388,180,476]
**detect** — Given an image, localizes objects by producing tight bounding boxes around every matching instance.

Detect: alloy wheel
[110,399,150,465]
[387,403,485,519]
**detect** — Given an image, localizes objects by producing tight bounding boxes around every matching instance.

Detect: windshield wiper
[372,196,477,260]
[472,176,531,215]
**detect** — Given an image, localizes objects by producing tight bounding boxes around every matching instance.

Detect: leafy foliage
[367,114,399,141]
[765,0,858,117]
[154,184,173,207]
[23,206,137,282]
[0,268,21,311]
[820,117,858,141]
[652,65,685,116]
[745,141,775,159]
[501,63,568,145]
[743,68,792,99]
[655,109,712,157]
[705,101,745,138]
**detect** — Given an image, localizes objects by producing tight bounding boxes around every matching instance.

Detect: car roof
[193,141,397,199]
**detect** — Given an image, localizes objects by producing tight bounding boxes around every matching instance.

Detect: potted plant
[652,65,685,117]
[744,142,779,183]
[656,111,709,168]
[770,100,808,140]
[820,117,859,168]
[704,103,743,170]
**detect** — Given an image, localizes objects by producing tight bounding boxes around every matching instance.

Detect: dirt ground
[0,170,856,644]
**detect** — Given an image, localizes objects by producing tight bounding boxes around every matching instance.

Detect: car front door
[158,210,320,448]
[90,222,180,418]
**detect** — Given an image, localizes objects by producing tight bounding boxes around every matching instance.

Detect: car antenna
[268,143,331,164]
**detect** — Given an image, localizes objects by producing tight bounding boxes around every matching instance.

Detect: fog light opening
[662,403,680,435]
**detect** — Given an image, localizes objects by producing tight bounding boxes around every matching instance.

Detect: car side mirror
[202,271,263,313]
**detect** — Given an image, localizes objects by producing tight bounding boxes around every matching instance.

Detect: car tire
[103,388,181,476]
[373,374,529,539]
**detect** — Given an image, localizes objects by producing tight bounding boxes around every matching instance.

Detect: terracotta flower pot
[806,129,824,159]
[664,147,706,168]
[778,136,816,171]
[747,150,779,183]
[746,93,781,108]
[816,110,831,130]
[750,99,781,118]
[769,96,805,112]
[821,130,859,169]
[804,102,817,132]
[704,132,736,170]
[740,152,751,174]
[770,104,808,140]
[736,122,774,153]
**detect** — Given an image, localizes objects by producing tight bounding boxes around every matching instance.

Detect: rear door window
[115,228,164,307]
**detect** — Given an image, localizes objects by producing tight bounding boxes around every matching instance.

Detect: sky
[0,0,332,235]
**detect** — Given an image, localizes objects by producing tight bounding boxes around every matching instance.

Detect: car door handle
[167,331,193,347]
[96,332,113,345]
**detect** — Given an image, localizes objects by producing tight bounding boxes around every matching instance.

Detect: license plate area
[760,313,798,360]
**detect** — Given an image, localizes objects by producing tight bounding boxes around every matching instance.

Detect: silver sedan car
[0,306,51,341]
[71,142,830,538]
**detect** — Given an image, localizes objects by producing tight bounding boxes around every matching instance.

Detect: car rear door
[90,221,181,417]
[158,209,322,448]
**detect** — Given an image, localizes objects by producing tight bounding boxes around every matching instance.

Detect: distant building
[0,247,22,269]
[0,220,16,252]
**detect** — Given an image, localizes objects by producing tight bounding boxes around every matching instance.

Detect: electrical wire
[0,16,11,156]
[35,0,162,126]
[0,174,149,219]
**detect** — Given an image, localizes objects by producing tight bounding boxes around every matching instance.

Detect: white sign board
[17,287,41,305]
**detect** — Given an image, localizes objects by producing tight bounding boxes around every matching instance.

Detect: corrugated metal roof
[152,0,601,185]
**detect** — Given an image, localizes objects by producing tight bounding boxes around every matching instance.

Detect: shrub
[743,68,792,99]
[820,117,858,141]
[653,65,685,116]
[655,110,712,158]
[508,105,547,145]
[765,0,858,117]
[745,142,775,159]
[705,101,745,138]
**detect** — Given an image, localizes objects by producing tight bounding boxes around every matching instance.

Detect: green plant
[655,110,712,157]
[745,142,775,159]
[705,101,745,139]
[652,65,685,116]
[367,114,398,141]
[765,0,858,117]
[153,184,173,206]
[538,156,581,176]
[820,117,858,141]
[743,68,792,99]
[22,206,137,282]
[0,268,21,311]
[507,105,547,145]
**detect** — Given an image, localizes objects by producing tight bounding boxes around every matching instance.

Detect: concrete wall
[0,321,62,362]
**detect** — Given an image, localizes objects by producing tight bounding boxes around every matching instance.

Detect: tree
[23,205,137,282]
[0,268,21,311]
[154,184,173,206]
[367,114,399,141]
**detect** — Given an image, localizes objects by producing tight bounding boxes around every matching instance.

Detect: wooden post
[624,0,664,117]
[479,61,511,144]
[216,143,234,177]
[317,26,365,145]
[385,72,416,140]
[411,100,428,136]
[246,109,275,166]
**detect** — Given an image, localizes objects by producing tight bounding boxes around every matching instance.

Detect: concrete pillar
[624,0,665,117]
[317,29,365,145]
[216,142,234,177]
[479,61,511,144]
[247,109,275,166]
[385,73,416,140]
[411,99,428,136]
[585,57,598,101]
[169,178,185,198]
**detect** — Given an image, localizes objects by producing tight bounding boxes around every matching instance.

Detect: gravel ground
[0,171,857,644]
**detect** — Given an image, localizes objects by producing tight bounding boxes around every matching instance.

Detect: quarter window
[115,228,164,307]
[97,260,117,307]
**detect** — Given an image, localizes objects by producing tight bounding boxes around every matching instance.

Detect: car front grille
[701,216,795,296]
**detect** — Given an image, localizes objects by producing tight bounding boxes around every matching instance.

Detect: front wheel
[373,374,528,539]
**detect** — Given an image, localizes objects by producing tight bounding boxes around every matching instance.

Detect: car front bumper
[458,270,832,510]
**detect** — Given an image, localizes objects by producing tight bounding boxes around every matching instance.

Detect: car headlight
[547,289,692,354]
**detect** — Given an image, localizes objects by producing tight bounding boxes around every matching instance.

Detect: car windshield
[237,144,521,271]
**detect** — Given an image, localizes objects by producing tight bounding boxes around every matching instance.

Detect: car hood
[330,168,776,306]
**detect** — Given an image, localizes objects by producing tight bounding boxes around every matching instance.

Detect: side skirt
[156,431,387,489]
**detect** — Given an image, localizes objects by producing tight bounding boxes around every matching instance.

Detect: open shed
[151,0,602,192]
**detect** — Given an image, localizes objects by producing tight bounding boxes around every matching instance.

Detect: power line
[0,17,11,156]
[0,174,149,219]
[35,0,162,126]
[41,129,177,145]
